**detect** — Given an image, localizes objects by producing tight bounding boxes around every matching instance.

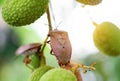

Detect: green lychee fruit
[2,0,49,26]
[28,54,40,69]
[76,0,102,5]
[39,68,77,81]
[29,65,53,81]
[93,22,120,56]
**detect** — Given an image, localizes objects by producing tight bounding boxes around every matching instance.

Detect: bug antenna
[49,0,57,28]
[44,23,51,27]
[56,21,63,29]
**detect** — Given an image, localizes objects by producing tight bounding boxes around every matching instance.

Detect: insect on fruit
[49,29,72,66]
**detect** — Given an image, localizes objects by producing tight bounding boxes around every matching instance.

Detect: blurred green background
[0,0,120,81]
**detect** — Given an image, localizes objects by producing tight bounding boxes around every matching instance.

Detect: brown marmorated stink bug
[49,29,72,67]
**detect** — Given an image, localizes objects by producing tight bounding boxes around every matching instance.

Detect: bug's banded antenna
[49,0,56,28]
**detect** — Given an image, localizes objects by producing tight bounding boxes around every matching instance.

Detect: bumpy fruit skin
[29,65,53,81]
[39,68,77,81]
[93,22,120,56]
[2,0,49,26]
[76,0,102,5]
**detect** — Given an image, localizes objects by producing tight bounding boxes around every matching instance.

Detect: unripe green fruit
[28,54,40,69]
[93,22,120,56]
[39,68,77,81]
[2,0,49,26]
[29,65,53,81]
[76,0,102,5]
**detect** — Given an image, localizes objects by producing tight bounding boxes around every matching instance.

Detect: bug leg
[58,62,64,67]
[23,55,31,64]
[23,55,34,71]
[47,40,50,43]
[60,63,72,70]
[47,33,50,43]
[50,49,54,55]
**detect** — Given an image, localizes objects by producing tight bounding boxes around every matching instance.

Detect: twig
[46,7,53,31]
[39,6,53,54]
[38,6,53,66]
[74,69,83,81]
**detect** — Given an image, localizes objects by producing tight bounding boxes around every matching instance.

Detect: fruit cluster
[2,0,120,81]
[1,0,104,27]
[15,29,96,81]
[29,66,77,81]
[2,0,103,27]
[2,0,80,80]
[15,31,81,81]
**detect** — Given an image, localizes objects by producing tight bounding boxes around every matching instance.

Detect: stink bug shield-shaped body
[49,29,72,66]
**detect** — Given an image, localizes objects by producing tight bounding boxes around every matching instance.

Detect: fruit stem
[40,6,53,55]
[46,7,53,31]
[40,6,53,54]
[92,21,98,27]
[39,6,53,55]
[70,62,83,81]
[39,52,46,66]
[71,62,96,73]
[38,6,54,66]
[39,36,49,54]
[74,69,83,81]
[38,36,49,66]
